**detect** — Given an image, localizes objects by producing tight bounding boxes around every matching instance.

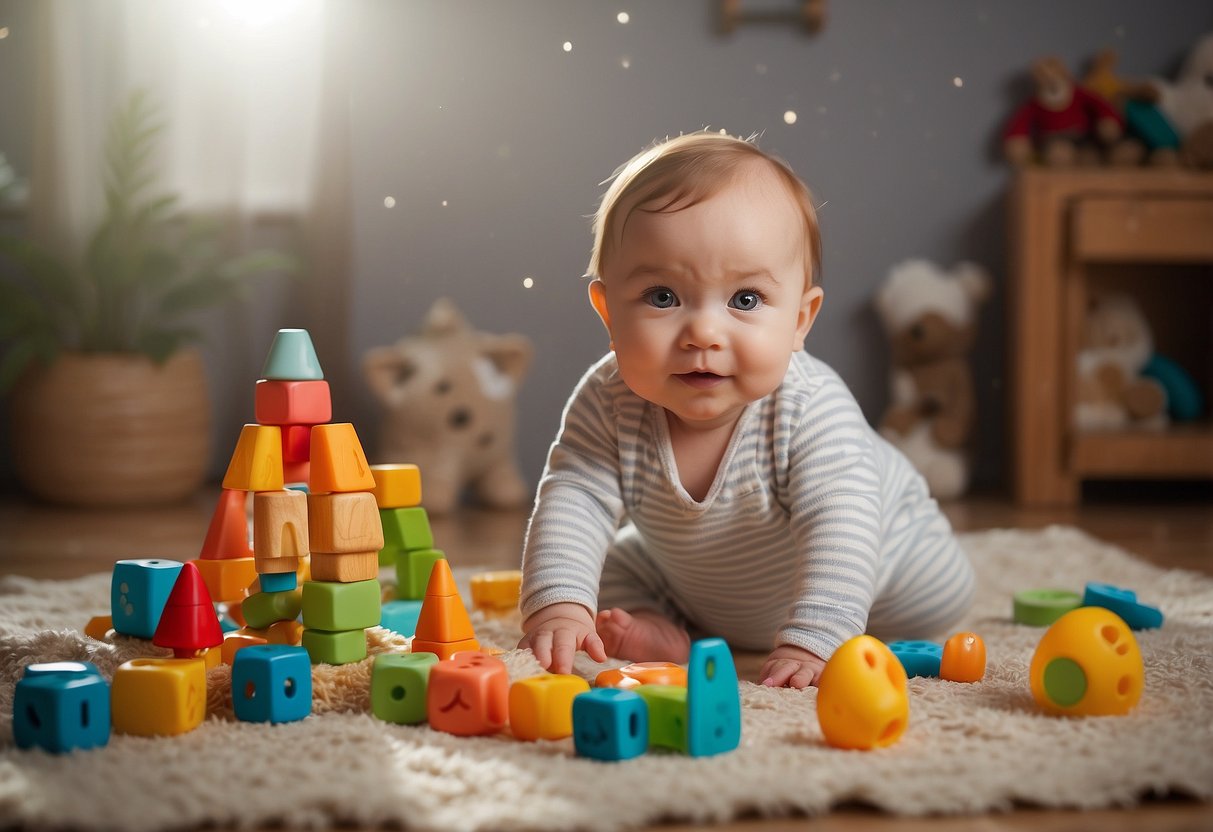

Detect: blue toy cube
[685,637,741,757]
[232,645,313,724]
[1083,582,1164,631]
[888,640,943,678]
[259,571,298,593]
[573,688,649,761]
[111,558,184,638]
[380,599,424,638]
[13,662,110,753]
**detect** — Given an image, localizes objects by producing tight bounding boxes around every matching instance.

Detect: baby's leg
[596,526,691,663]
[596,608,691,663]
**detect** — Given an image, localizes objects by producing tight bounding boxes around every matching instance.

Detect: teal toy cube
[889,640,943,678]
[13,662,110,753]
[261,328,324,380]
[111,559,184,638]
[573,688,649,761]
[259,571,297,593]
[380,507,434,553]
[380,599,424,637]
[1082,582,1164,630]
[395,549,445,601]
[686,637,741,757]
[302,579,381,631]
[232,645,313,724]
[371,652,438,724]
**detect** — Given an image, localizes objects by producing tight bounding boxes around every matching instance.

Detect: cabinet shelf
[1070,424,1213,478]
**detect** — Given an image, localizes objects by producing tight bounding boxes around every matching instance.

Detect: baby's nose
[680,312,723,349]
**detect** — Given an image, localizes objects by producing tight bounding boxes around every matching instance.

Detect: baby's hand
[519,601,607,674]
[759,644,827,689]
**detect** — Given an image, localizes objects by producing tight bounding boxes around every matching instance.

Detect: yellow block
[111,658,207,737]
[309,423,375,493]
[222,424,284,492]
[193,557,258,604]
[84,615,113,641]
[253,490,310,559]
[509,674,591,741]
[470,570,523,612]
[370,464,423,509]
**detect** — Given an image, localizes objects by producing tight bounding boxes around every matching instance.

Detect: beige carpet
[1,525,1211,831]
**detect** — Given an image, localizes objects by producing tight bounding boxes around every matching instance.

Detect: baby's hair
[587,131,822,285]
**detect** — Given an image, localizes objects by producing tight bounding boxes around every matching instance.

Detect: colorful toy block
[308,423,376,493]
[426,652,509,736]
[199,488,252,559]
[396,548,446,600]
[684,637,741,757]
[940,632,986,683]
[259,570,298,593]
[888,640,943,678]
[301,579,381,631]
[412,559,479,660]
[13,662,110,753]
[371,652,439,725]
[311,551,380,583]
[1082,582,1164,630]
[816,635,908,750]
[370,464,422,508]
[281,424,312,463]
[222,424,284,492]
[308,492,384,553]
[380,599,424,637]
[1013,588,1083,627]
[254,379,332,426]
[509,674,591,741]
[111,657,207,737]
[301,628,367,665]
[153,561,223,658]
[253,489,310,560]
[261,328,324,381]
[284,461,311,485]
[221,632,268,665]
[111,558,184,639]
[84,615,113,641]
[1030,606,1144,716]
[380,507,434,552]
[242,588,304,630]
[595,661,687,690]
[265,619,305,645]
[232,645,313,724]
[469,570,522,613]
[193,556,258,604]
[572,688,649,761]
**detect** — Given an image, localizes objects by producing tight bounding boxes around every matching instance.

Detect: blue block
[261,328,324,380]
[1083,583,1164,631]
[232,645,313,724]
[259,571,298,593]
[111,559,184,639]
[380,599,424,637]
[573,688,649,761]
[889,640,943,677]
[686,637,741,757]
[13,662,110,753]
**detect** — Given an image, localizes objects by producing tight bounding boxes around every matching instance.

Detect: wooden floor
[0,484,1210,831]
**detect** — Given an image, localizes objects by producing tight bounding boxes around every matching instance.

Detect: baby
[518,132,974,688]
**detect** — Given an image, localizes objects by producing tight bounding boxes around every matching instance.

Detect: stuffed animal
[1074,292,1167,432]
[1081,49,1179,166]
[874,260,992,500]
[1003,56,1124,167]
[1154,33,1213,168]
[363,298,534,514]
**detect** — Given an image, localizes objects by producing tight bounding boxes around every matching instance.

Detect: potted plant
[0,91,294,506]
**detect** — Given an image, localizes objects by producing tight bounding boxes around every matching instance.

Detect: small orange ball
[940,632,986,682]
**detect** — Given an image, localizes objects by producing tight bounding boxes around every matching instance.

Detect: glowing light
[441,200,449,207]
[0,27,9,39]
[522,277,535,289]
[783,110,798,125]
[621,56,631,69]
[617,11,629,24]
[952,76,964,88]
[563,41,573,52]
[383,196,396,208]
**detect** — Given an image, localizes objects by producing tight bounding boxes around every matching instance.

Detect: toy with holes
[816,635,909,750]
[629,637,741,758]
[13,662,111,753]
[231,645,313,724]
[1030,606,1144,717]
[887,631,986,683]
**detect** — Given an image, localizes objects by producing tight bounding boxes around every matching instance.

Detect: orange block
[222,424,284,492]
[414,559,477,644]
[253,490,310,559]
[221,633,268,665]
[193,557,257,604]
[254,379,332,426]
[199,489,251,560]
[308,492,384,553]
[84,615,114,641]
[308,423,376,493]
[265,619,304,645]
[426,652,509,737]
[411,637,481,662]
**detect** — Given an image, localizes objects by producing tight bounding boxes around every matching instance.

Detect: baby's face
[591,165,822,432]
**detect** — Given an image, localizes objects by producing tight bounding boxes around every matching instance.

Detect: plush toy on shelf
[1081,49,1180,167]
[1153,33,1213,169]
[363,299,533,515]
[874,260,992,500]
[1074,292,1168,432]
[1003,56,1125,167]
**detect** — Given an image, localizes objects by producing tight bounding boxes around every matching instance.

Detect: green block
[302,579,381,631]
[371,652,438,724]
[635,685,688,752]
[241,588,303,629]
[378,546,399,568]
[302,628,367,665]
[395,549,446,600]
[261,328,324,380]
[380,507,433,552]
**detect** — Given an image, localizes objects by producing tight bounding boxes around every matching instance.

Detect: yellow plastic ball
[1029,606,1144,716]
[816,635,909,750]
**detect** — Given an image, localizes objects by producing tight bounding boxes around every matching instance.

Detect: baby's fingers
[581,630,607,663]
[528,630,554,670]
[760,659,798,688]
[550,628,580,674]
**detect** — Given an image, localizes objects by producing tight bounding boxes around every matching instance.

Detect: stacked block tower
[376,464,445,637]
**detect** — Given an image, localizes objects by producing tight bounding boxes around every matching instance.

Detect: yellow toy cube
[508,674,591,741]
[370,464,422,509]
[469,570,523,613]
[111,658,207,736]
[222,424,284,492]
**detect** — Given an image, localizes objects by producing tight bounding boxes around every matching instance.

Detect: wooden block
[222,424,284,492]
[370,464,422,508]
[255,555,300,575]
[194,557,257,603]
[255,379,332,426]
[308,423,376,493]
[199,489,251,559]
[111,658,207,737]
[253,490,310,559]
[308,492,384,553]
[426,652,508,736]
[310,551,379,583]
[509,674,591,741]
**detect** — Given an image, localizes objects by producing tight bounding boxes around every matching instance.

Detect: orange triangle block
[413,559,477,644]
[222,424,284,492]
[309,423,376,493]
[199,489,252,560]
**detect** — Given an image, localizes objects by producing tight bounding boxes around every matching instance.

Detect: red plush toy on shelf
[1003,56,1124,167]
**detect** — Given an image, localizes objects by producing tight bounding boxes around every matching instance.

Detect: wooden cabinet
[1008,168,1213,506]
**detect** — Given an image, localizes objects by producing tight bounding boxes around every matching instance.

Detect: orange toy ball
[940,632,986,683]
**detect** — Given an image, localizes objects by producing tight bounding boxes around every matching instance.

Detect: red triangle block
[153,562,223,653]
[199,489,252,560]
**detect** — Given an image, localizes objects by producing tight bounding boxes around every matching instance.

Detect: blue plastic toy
[111,559,184,639]
[380,599,425,638]
[1082,582,1164,630]
[888,640,944,678]
[13,662,110,753]
[232,645,313,724]
[259,571,298,593]
[572,688,650,761]
[1143,354,1204,422]
[686,637,741,757]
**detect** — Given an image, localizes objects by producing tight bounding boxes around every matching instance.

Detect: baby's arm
[760,644,827,689]
[519,602,607,674]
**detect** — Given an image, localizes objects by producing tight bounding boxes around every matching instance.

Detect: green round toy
[1013,589,1082,627]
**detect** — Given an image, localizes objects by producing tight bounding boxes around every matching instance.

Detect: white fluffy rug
[1,526,1211,831]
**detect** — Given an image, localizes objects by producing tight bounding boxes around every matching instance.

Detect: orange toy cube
[427,652,509,736]
[595,661,688,690]
[254,490,310,559]
[308,492,384,554]
[111,657,207,737]
[193,557,258,604]
[308,423,376,493]
[816,635,909,750]
[254,379,332,426]
[221,633,268,665]
[199,489,252,559]
[469,570,523,613]
[370,464,422,509]
[222,424,284,492]
[509,674,591,740]
[940,632,986,683]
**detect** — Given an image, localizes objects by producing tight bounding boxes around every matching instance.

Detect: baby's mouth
[676,371,726,389]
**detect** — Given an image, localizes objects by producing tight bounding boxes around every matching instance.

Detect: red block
[282,425,311,463]
[255,380,332,426]
[153,562,224,657]
[199,489,251,560]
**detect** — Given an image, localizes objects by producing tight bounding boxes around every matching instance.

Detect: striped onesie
[520,351,975,660]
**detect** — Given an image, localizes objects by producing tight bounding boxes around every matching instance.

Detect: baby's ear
[794,284,825,349]
[588,279,612,332]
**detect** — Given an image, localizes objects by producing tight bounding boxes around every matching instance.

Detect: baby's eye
[644,287,679,308]
[729,290,763,311]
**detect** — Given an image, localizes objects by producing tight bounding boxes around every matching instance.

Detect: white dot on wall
[0,27,9,38]
[617,11,629,24]
[383,196,396,208]
[952,76,964,88]
[441,200,449,207]
[522,277,535,289]
[563,41,573,52]
[621,56,631,69]
[783,110,798,125]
